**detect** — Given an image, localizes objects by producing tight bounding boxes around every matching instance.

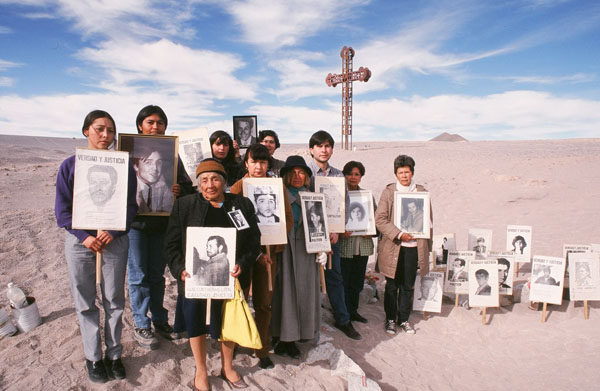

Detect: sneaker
[399,321,416,334]
[85,359,108,384]
[334,322,362,340]
[154,322,180,340]
[134,328,159,350]
[350,312,368,323]
[385,320,396,335]
[103,357,126,380]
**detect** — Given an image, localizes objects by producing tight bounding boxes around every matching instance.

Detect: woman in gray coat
[271,156,323,359]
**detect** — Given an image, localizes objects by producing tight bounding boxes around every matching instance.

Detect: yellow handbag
[219,278,263,349]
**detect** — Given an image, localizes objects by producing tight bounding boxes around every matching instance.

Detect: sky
[1,0,599,142]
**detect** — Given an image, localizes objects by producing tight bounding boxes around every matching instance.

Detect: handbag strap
[234,278,245,301]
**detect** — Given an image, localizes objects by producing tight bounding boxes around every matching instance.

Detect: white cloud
[77,39,257,101]
[494,73,594,85]
[223,0,370,50]
[0,26,11,34]
[0,76,15,87]
[0,59,21,70]
[22,12,56,19]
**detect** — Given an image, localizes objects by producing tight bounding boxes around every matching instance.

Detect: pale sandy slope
[1,135,599,391]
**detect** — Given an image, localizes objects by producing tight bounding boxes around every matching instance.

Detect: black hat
[279,155,312,178]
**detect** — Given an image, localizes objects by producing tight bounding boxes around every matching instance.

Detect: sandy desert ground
[0,134,599,391]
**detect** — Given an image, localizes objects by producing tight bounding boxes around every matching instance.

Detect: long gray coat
[271,188,321,342]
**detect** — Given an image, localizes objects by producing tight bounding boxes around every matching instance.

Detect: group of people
[55,106,432,389]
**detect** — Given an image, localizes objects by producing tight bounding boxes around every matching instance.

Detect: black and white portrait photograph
[315,176,346,233]
[432,233,456,270]
[468,259,499,308]
[228,209,249,230]
[506,225,532,263]
[488,252,515,295]
[393,192,431,239]
[412,272,444,313]
[299,191,331,253]
[347,190,376,236]
[185,227,236,299]
[468,228,493,259]
[233,115,257,148]
[569,252,600,301]
[72,148,130,231]
[175,127,211,187]
[242,177,287,246]
[119,134,178,216]
[563,244,592,280]
[530,256,566,305]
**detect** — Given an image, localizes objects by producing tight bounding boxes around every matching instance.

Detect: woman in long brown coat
[375,155,432,336]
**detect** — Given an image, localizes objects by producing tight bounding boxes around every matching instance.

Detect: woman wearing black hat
[271,156,325,359]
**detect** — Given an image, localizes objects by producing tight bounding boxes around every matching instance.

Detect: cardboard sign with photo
[431,233,456,270]
[413,271,444,313]
[506,225,532,263]
[315,176,346,233]
[393,192,431,239]
[232,115,257,148]
[488,251,515,296]
[468,259,499,308]
[530,255,566,305]
[468,228,493,260]
[444,250,475,294]
[300,191,331,254]
[568,252,600,301]
[242,177,287,245]
[173,127,211,187]
[347,190,376,236]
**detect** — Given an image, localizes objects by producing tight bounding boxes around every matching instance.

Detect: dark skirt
[173,295,223,339]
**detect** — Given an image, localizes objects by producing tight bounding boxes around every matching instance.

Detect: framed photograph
[468,259,499,308]
[347,190,376,236]
[468,228,492,259]
[569,252,600,301]
[233,115,257,148]
[242,177,287,245]
[444,251,475,294]
[412,271,444,313]
[393,192,431,239]
[118,133,178,216]
[431,233,456,270]
[506,225,532,263]
[72,148,130,231]
[185,227,236,299]
[488,251,515,296]
[530,256,566,305]
[315,176,346,233]
[173,127,211,187]
[299,191,331,254]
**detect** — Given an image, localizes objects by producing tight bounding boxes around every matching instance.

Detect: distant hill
[430,132,468,142]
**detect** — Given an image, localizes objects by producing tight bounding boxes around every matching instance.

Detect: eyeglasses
[91,125,116,134]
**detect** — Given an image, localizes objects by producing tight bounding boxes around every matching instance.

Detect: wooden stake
[328,253,332,270]
[542,302,547,323]
[206,299,211,324]
[96,230,102,285]
[266,247,273,292]
[423,311,428,320]
[584,300,589,320]
[319,265,327,294]
[481,307,487,325]
[455,294,460,308]
[516,263,520,276]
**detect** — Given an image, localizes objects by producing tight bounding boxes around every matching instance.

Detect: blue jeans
[324,241,350,325]
[127,228,168,329]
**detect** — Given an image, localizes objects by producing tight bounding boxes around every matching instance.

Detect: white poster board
[444,251,475,294]
[347,190,376,236]
[488,251,515,296]
[413,271,444,313]
[393,192,431,239]
[300,191,331,254]
[530,255,566,305]
[569,252,600,301]
[432,233,456,270]
[242,177,287,245]
[72,148,129,231]
[506,225,532,263]
[185,227,236,299]
[591,244,600,253]
[468,259,499,308]
[468,228,492,260]
[315,176,346,233]
[173,127,211,187]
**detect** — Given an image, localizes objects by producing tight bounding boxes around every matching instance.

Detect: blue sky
[1,0,599,142]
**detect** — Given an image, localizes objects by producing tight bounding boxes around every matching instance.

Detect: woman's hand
[230,264,241,278]
[340,231,352,239]
[400,232,414,241]
[96,231,113,248]
[180,270,190,281]
[171,183,181,197]
[232,140,241,158]
[329,232,339,244]
[82,234,112,252]
[258,253,273,266]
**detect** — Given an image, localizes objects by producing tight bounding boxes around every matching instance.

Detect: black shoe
[258,356,274,369]
[154,322,180,340]
[274,341,287,356]
[286,342,301,359]
[104,357,126,380]
[334,322,362,340]
[86,359,108,383]
[350,313,368,323]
